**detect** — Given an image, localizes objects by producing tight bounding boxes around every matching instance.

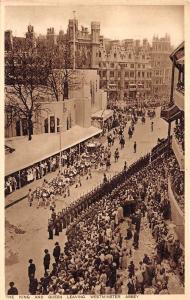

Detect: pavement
[5,108,170,294]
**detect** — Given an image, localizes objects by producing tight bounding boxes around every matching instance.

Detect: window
[57,118,60,132]
[125,82,128,89]
[118,71,121,77]
[103,71,106,77]
[138,71,140,78]
[99,51,101,58]
[125,71,129,77]
[111,63,114,68]
[128,53,131,59]
[142,64,145,68]
[110,71,114,77]
[142,72,145,78]
[50,116,55,133]
[130,71,134,78]
[142,55,145,59]
[138,64,141,68]
[114,53,117,58]
[22,119,28,136]
[44,119,48,133]
[130,63,134,68]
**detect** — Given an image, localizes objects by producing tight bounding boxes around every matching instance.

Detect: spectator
[7,282,18,295]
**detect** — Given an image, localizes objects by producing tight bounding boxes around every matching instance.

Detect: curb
[5,194,27,209]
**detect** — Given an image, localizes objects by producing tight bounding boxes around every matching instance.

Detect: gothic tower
[91,22,100,69]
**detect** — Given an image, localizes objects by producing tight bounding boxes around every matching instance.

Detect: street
[5,108,168,294]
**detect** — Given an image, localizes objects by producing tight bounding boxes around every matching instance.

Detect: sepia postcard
[0,0,189,299]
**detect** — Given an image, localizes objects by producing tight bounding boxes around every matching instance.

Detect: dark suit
[43,253,50,271]
[53,245,61,263]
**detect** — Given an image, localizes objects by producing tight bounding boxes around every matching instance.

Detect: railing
[151,138,169,161]
[172,135,184,171]
[168,177,184,246]
[174,89,184,111]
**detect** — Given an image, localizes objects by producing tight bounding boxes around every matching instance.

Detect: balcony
[174,89,184,111]
[108,84,117,91]
[172,135,184,171]
[160,104,181,123]
[168,177,184,246]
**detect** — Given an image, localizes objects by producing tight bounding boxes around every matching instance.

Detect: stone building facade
[151,34,173,99]
[5,69,107,138]
[98,38,152,104]
[5,20,173,108]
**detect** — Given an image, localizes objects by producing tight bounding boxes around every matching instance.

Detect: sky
[4,5,184,47]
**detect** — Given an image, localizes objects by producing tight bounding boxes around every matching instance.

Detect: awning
[91,109,113,121]
[170,41,184,69]
[161,104,182,122]
[5,125,102,176]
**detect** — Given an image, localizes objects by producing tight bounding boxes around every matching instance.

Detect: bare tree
[44,37,84,101]
[5,47,50,140]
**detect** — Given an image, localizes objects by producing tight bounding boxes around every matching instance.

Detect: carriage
[147,109,156,118]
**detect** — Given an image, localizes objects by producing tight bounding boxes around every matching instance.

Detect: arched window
[57,118,60,132]
[44,118,48,133]
[16,121,21,136]
[22,118,28,136]
[50,116,55,133]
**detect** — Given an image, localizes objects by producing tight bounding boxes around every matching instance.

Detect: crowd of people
[5,106,128,196]
[5,138,103,196]
[8,145,184,295]
[173,121,184,153]
[168,155,184,212]
[6,101,185,295]
[176,81,184,94]
[5,102,157,197]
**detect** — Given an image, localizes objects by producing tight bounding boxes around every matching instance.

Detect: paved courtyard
[5,108,171,294]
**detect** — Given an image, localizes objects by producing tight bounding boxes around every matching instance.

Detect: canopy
[161,104,182,122]
[170,41,184,69]
[91,109,113,121]
[5,125,102,176]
